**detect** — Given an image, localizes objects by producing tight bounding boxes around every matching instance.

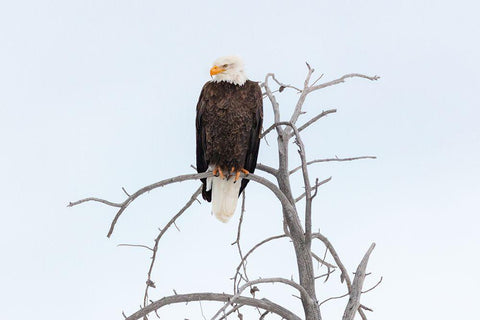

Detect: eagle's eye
[222,64,228,68]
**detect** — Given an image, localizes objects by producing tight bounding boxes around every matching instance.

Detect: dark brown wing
[239,82,263,196]
[195,83,211,201]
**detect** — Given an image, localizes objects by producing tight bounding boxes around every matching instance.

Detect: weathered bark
[276,132,320,320]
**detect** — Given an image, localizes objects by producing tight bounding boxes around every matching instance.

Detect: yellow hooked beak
[210,65,226,76]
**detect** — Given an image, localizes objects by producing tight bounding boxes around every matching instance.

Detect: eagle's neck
[213,71,247,86]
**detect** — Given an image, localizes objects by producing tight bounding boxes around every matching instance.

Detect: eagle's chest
[202,102,252,167]
[203,88,253,134]
[204,106,250,140]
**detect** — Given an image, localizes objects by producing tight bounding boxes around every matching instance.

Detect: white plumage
[211,55,248,86]
[206,166,241,222]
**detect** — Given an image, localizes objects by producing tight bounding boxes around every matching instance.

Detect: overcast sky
[1,1,479,319]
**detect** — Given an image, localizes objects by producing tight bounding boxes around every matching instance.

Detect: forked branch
[343,243,376,320]
[69,172,211,237]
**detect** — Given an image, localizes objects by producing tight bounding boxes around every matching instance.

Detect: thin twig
[312,233,352,292]
[270,73,302,93]
[361,276,383,294]
[311,252,336,270]
[290,156,376,175]
[261,74,283,136]
[358,308,368,320]
[233,234,288,292]
[122,187,131,197]
[233,192,249,293]
[319,292,349,306]
[295,177,332,203]
[314,269,336,282]
[295,109,337,136]
[310,73,324,87]
[212,278,314,320]
[308,73,380,93]
[143,187,202,306]
[117,244,154,251]
[360,304,373,312]
[199,301,207,320]
[218,304,242,320]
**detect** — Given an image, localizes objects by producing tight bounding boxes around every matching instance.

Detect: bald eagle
[196,56,263,222]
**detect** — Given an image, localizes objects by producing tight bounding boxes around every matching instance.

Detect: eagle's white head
[210,55,247,86]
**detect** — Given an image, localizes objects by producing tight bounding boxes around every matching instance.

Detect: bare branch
[213,277,314,320]
[125,292,302,320]
[314,269,336,281]
[286,71,378,137]
[304,62,315,88]
[286,90,309,134]
[311,252,336,270]
[269,73,302,93]
[117,244,154,251]
[243,173,301,232]
[256,163,278,176]
[261,121,287,139]
[308,73,380,93]
[312,233,352,292]
[362,276,383,294]
[143,187,202,306]
[280,121,314,248]
[218,304,242,320]
[232,192,249,293]
[68,197,122,208]
[199,301,207,320]
[259,310,269,319]
[122,187,131,197]
[358,308,368,320]
[360,304,373,312]
[319,292,349,306]
[295,177,332,203]
[342,243,376,320]
[295,109,337,135]
[310,73,324,87]
[261,74,283,136]
[290,156,376,175]
[311,178,320,200]
[69,172,211,237]
[233,234,288,293]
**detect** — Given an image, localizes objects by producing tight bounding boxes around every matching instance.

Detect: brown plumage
[196,79,263,203]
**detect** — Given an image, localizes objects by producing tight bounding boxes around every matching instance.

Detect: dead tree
[69,63,380,320]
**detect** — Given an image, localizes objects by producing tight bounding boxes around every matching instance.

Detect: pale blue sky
[1,1,479,319]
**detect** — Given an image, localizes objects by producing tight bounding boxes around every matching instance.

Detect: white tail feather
[211,176,242,223]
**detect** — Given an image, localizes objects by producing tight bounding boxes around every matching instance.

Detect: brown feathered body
[196,80,263,220]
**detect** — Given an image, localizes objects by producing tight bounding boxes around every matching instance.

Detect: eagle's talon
[212,166,225,179]
[218,170,225,179]
[234,170,242,182]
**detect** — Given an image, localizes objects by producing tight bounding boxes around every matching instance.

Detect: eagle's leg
[212,166,225,179]
[231,168,250,182]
